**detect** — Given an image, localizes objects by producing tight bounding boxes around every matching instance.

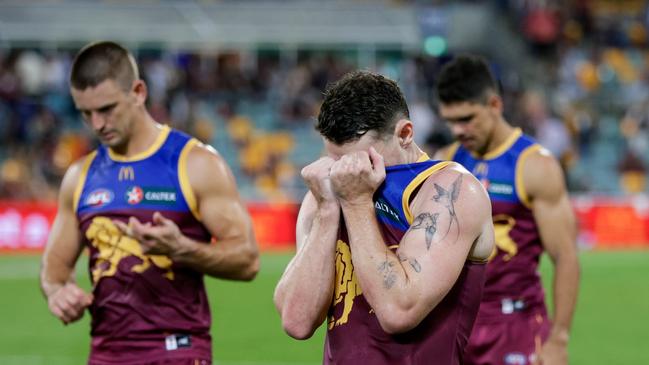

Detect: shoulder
[413,162,490,220]
[186,140,223,167]
[520,145,566,201]
[184,141,238,195]
[409,161,493,257]
[425,161,485,194]
[59,151,98,205]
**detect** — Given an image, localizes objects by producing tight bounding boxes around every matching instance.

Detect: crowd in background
[1,0,648,202]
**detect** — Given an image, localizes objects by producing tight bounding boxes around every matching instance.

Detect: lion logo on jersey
[85,216,174,283]
[328,240,363,329]
[489,214,518,262]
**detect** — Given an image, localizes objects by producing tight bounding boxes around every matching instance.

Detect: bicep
[397,167,490,307]
[192,153,252,243]
[526,154,576,259]
[534,195,576,260]
[44,207,84,268]
[199,190,252,242]
[396,209,470,299]
[43,165,85,272]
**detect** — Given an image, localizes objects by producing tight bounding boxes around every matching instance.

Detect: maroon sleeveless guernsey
[75,126,213,364]
[324,158,486,364]
[448,129,548,323]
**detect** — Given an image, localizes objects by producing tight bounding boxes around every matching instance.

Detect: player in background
[274,71,495,364]
[435,54,580,365]
[40,41,259,365]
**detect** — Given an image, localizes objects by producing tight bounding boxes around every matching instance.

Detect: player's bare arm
[274,157,340,339]
[525,149,580,365]
[40,157,94,325]
[117,142,259,280]
[330,148,494,334]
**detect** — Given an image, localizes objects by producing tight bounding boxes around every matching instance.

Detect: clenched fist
[47,282,93,325]
[330,147,386,206]
[301,157,339,207]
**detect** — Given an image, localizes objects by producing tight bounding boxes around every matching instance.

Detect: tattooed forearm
[412,212,439,249]
[432,174,463,241]
[378,260,397,289]
[399,255,422,273]
[398,253,421,272]
[409,258,421,272]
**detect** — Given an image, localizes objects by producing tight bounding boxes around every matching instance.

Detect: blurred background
[0,1,647,364]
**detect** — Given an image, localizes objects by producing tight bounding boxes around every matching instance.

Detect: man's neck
[483,119,515,156]
[111,114,161,157]
[405,144,426,164]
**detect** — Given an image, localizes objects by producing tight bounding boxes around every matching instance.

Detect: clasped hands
[302,147,386,207]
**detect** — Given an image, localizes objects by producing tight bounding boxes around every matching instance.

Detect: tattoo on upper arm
[432,174,462,242]
[411,213,439,250]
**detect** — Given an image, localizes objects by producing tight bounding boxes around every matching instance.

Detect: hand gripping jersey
[75,126,212,364]
[448,128,547,322]
[324,156,487,365]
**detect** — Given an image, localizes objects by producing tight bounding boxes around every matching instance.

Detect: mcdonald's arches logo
[118,166,135,181]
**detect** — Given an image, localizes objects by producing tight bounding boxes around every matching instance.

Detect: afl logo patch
[86,189,114,208]
[126,186,144,205]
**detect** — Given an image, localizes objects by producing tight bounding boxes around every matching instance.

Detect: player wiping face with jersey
[275,70,495,364]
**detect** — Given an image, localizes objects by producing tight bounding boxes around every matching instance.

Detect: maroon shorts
[89,334,211,365]
[464,313,550,365]
[89,358,210,365]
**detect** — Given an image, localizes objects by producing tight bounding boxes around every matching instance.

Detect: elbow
[274,291,319,340]
[279,309,319,340]
[375,304,424,335]
[282,317,318,340]
[239,250,260,281]
[378,313,420,335]
[219,244,259,281]
[554,246,580,269]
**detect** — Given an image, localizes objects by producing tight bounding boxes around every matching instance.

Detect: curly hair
[316,71,409,145]
[436,54,498,105]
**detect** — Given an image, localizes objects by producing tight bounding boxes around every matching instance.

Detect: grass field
[0,251,647,365]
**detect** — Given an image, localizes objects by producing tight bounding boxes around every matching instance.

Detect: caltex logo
[126,186,144,205]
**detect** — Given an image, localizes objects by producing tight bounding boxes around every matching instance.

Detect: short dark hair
[436,54,498,105]
[70,41,139,91]
[316,71,409,145]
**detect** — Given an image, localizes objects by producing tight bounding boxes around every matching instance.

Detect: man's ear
[395,119,414,148]
[488,93,503,114]
[132,79,148,106]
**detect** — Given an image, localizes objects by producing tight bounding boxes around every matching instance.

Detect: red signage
[0,200,298,253]
[0,201,57,253]
[573,196,649,249]
[1,196,648,253]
